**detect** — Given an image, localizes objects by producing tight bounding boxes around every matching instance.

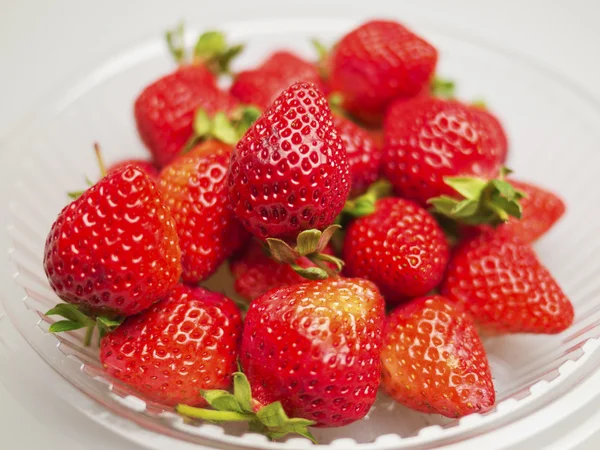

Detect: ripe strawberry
[230,240,335,301]
[227,81,350,241]
[333,115,381,196]
[441,228,574,334]
[100,284,242,406]
[44,165,182,339]
[134,21,245,168]
[381,295,495,418]
[159,140,248,284]
[230,51,322,110]
[343,197,449,304]
[241,278,384,426]
[502,179,565,243]
[329,20,438,124]
[135,67,238,168]
[107,159,159,179]
[472,106,509,163]
[383,97,503,205]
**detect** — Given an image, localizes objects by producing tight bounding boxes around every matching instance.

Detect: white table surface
[1,0,600,448]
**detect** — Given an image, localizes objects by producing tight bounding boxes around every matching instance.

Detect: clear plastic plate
[2,17,600,450]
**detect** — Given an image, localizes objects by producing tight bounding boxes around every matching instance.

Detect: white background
[1,0,600,448]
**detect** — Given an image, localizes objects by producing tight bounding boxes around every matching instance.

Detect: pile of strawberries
[42,20,574,442]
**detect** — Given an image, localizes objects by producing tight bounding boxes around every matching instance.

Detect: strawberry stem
[165,22,187,63]
[94,143,107,178]
[176,405,254,422]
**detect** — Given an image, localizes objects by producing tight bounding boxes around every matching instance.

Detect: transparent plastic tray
[2,17,600,450]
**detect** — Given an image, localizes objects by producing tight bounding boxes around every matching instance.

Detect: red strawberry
[107,159,159,179]
[334,115,382,196]
[472,106,509,163]
[441,228,574,334]
[227,81,350,241]
[241,278,384,427]
[343,197,449,304]
[230,51,322,110]
[383,97,503,205]
[135,67,239,168]
[230,240,335,301]
[502,179,565,243]
[100,284,242,406]
[329,20,438,124]
[44,166,182,339]
[381,295,495,418]
[159,140,248,284]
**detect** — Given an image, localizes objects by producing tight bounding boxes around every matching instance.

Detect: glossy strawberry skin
[230,240,334,301]
[107,159,159,179]
[159,141,248,284]
[343,198,449,304]
[227,81,350,241]
[329,20,438,124]
[503,179,565,243]
[472,107,509,163]
[100,285,242,406]
[334,115,382,196]
[43,166,182,317]
[231,51,322,111]
[441,229,574,334]
[381,296,495,418]
[241,278,385,427]
[135,65,238,168]
[382,97,503,205]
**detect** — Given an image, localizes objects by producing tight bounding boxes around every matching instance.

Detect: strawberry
[135,25,244,168]
[230,240,335,301]
[383,97,503,205]
[230,51,322,110]
[383,97,522,227]
[100,284,242,406]
[343,197,449,304]
[381,295,495,418]
[502,179,565,243]
[328,20,438,124]
[44,165,182,342]
[472,105,509,163]
[333,115,381,196]
[227,81,350,241]
[158,140,248,284]
[135,68,238,168]
[441,228,574,334]
[107,159,159,179]
[240,278,384,426]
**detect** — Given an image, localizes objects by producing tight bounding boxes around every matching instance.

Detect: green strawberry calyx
[177,372,317,443]
[265,225,344,280]
[46,303,123,346]
[342,179,393,218]
[428,167,526,227]
[166,23,244,75]
[182,106,261,152]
